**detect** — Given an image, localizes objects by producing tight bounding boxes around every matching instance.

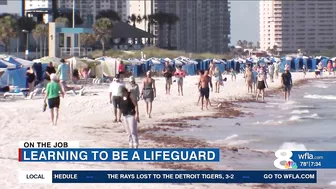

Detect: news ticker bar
[20,170,317,183]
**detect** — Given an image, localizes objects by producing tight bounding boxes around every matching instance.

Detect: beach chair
[3,88,29,98]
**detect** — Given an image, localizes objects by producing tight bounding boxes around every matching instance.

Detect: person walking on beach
[57,59,77,95]
[268,63,275,82]
[128,76,140,114]
[44,73,64,126]
[119,86,139,148]
[162,61,174,95]
[199,70,213,110]
[281,67,293,101]
[302,65,307,78]
[141,71,156,118]
[327,60,333,75]
[230,68,236,81]
[118,61,125,80]
[317,62,323,77]
[26,67,36,95]
[44,62,56,86]
[209,61,215,76]
[109,76,124,123]
[333,60,336,75]
[174,65,186,96]
[213,67,222,93]
[252,67,258,93]
[256,70,268,102]
[197,70,205,105]
[245,66,253,93]
[274,62,280,79]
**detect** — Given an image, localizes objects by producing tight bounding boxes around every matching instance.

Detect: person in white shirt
[109,76,124,122]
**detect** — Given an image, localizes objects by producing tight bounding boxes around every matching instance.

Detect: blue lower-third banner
[48,170,317,183]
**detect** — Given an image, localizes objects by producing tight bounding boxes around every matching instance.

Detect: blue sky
[229,0,259,45]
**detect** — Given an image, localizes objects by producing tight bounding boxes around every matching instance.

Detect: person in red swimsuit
[118,61,125,80]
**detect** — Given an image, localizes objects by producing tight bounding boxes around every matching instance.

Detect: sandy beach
[0,71,328,189]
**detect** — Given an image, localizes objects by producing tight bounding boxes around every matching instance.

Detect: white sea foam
[208,135,257,146]
[304,94,336,100]
[255,120,283,125]
[279,142,308,151]
[224,134,239,141]
[289,115,303,121]
[267,102,280,105]
[315,85,329,89]
[291,110,310,114]
[329,181,336,186]
[285,100,296,105]
[289,114,320,121]
[265,105,275,108]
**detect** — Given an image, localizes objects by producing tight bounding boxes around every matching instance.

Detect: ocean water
[179,78,336,187]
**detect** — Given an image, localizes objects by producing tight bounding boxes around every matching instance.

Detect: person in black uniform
[44,62,56,84]
[119,86,139,148]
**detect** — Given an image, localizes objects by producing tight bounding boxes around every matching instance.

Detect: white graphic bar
[19,171,52,183]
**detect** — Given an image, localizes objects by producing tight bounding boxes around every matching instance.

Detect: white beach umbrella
[238,58,246,63]
[32,58,41,63]
[285,56,293,61]
[331,57,336,61]
[163,57,171,62]
[173,59,183,65]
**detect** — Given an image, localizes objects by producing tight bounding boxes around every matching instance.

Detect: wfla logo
[274,150,298,169]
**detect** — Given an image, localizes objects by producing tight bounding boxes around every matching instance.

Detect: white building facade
[260,0,336,54]
[25,0,52,23]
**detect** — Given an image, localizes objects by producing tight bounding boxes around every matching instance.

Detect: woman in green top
[44,73,64,126]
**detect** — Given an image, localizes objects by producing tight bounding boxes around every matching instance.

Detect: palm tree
[55,17,69,27]
[80,33,96,56]
[152,12,167,48]
[236,40,243,47]
[166,13,179,49]
[96,10,121,22]
[272,45,278,56]
[32,28,40,58]
[128,14,137,27]
[17,16,36,54]
[52,0,59,21]
[256,41,260,49]
[93,18,113,56]
[57,13,83,27]
[242,40,248,48]
[33,23,48,57]
[248,42,253,49]
[0,15,17,54]
[142,15,147,27]
[145,14,155,45]
[266,47,271,55]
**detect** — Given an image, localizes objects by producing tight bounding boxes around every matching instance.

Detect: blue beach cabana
[3,57,22,69]
[147,58,164,73]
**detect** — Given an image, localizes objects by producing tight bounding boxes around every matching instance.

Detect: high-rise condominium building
[57,0,128,25]
[25,0,153,30]
[156,0,230,53]
[260,0,336,54]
